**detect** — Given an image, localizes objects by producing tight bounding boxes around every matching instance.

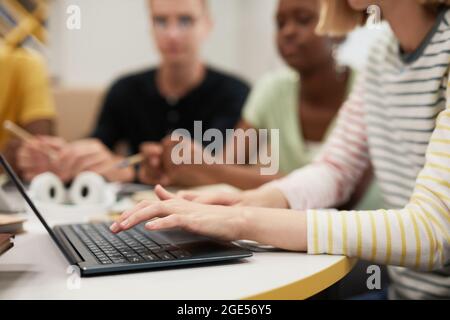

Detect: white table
[0,203,355,300]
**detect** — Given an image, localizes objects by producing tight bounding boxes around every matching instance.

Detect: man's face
[149,0,211,66]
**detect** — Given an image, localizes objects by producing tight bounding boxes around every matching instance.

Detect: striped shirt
[272,9,450,299]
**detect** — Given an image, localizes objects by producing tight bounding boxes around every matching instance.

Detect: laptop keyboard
[71,223,191,265]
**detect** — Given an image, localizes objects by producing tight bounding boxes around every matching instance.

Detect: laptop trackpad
[144,227,211,245]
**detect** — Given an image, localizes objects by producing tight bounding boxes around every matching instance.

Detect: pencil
[3,120,34,142]
[3,120,58,160]
[115,154,145,169]
[98,154,145,176]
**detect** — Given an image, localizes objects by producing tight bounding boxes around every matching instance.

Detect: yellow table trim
[243,257,357,300]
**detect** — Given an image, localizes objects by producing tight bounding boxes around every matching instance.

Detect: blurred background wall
[0,0,386,140]
[46,0,386,88]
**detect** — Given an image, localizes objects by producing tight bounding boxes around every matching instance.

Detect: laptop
[0,155,252,277]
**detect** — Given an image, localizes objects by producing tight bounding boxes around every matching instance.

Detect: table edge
[243,257,357,300]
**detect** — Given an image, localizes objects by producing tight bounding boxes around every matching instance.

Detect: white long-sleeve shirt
[272,9,450,299]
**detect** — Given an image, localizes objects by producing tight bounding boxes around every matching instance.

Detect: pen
[114,154,145,169]
[3,120,59,161]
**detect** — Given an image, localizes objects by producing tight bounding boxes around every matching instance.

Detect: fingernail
[110,223,119,232]
[145,222,155,229]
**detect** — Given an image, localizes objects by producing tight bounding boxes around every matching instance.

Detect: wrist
[236,207,254,240]
[105,166,135,183]
[257,186,290,208]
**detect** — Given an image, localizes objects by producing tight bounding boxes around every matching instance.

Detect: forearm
[240,207,307,252]
[272,80,370,210]
[203,164,284,190]
[104,166,136,183]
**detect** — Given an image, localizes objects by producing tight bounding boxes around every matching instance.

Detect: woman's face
[276,0,334,73]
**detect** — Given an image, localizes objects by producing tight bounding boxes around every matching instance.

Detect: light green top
[243,68,352,174]
[243,67,383,210]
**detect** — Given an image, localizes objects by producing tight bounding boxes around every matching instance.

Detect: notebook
[0,214,27,234]
[0,233,14,256]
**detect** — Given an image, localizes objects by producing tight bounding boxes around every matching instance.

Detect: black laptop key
[99,257,112,264]
[144,243,161,251]
[119,250,136,256]
[70,223,197,266]
[170,250,191,259]
[108,255,124,261]
[160,244,180,251]
[128,256,144,263]
[122,251,139,258]
[111,257,127,264]
[141,253,159,261]
[150,247,164,254]
[135,248,151,254]
[155,251,175,261]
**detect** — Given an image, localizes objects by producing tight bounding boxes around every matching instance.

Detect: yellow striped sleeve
[306,108,450,270]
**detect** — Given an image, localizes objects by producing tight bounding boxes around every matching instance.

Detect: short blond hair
[148,0,209,12]
[316,0,450,36]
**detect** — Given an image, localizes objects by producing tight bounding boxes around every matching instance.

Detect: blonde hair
[316,0,450,36]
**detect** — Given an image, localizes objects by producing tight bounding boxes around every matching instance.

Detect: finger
[73,149,99,164]
[33,137,63,159]
[59,146,96,175]
[23,140,48,158]
[59,144,76,161]
[145,214,185,231]
[17,148,49,170]
[154,185,176,200]
[60,142,96,161]
[189,193,236,205]
[138,167,156,185]
[161,135,174,146]
[113,200,153,226]
[141,144,163,157]
[159,175,172,187]
[114,202,171,232]
[82,157,114,175]
[58,146,77,164]
[139,164,165,185]
[17,154,42,169]
[177,191,201,201]
[58,153,78,178]
[150,155,161,168]
[74,153,111,174]
[37,136,66,150]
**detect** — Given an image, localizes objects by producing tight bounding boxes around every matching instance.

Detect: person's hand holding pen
[16,133,135,183]
[138,141,167,185]
[160,136,218,187]
[4,120,67,182]
[17,135,67,182]
[138,136,217,187]
[57,139,136,183]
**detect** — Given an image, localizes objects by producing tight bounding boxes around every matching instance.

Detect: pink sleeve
[269,76,371,210]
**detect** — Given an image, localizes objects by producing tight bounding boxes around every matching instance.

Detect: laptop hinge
[53,226,83,265]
